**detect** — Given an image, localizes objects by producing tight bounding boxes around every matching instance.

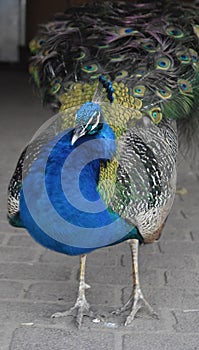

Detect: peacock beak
[71,126,85,146]
[71,132,79,146]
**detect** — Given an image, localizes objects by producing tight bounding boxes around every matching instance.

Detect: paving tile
[0,246,36,262]
[158,241,199,256]
[122,251,195,271]
[123,333,199,350]
[0,263,71,281]
[7,233,40,247]
[24,281,116,307]
[166,269,199,290]
[39,250,78,265]
[0,233,5,244]
[0,323,16,350]
[86,263,160,287]
[10,326,115,350]
[0,300,68,324]
[0,280,23,299]
[172,310,199,333]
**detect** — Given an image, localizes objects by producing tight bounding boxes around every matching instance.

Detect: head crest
[92,76,114,104]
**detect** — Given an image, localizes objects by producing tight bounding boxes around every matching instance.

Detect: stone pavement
[0,68,199,350]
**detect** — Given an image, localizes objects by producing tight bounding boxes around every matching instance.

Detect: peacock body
[8,0,199,326]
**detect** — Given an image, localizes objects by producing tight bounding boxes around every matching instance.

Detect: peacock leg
[52,254,94,328]
[114,239,158,326]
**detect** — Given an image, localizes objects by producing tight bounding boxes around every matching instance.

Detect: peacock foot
[51,294,94,328]
[51,281,104,328]
[113,286,158,326]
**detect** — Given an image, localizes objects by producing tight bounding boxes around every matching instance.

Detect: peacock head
[71,102,103,145]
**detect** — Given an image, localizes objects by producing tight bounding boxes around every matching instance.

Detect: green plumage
[28,0,199,146]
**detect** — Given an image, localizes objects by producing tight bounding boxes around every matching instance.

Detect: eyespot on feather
[135,66,146,77]
[176,50,191,64]
[133,85,146,97]
[148,107,162,124]
[117,27,138,36]
[178,79,192,94]
[37,38,46,48]
[156,88,172,100]
[110,54,126,62]
[141,42,156,52]
[156,57,172,70]
[50,77,62,86]
[189,48,199,68]
[82,64,99,73]
[115,70,128,80]
[50,84,61,95]
[165,26,184,38]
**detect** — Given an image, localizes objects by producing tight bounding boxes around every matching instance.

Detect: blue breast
[20,123,139,255]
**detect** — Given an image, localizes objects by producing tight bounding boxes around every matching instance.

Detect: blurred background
[0,0,93,70]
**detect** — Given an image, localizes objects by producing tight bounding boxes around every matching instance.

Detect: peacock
[7,0,199,328]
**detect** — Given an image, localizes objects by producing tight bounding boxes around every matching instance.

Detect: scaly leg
[114,239,158,326]
[52,254,94,328]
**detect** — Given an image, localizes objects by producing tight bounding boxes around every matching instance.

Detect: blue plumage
[19,120,140,256]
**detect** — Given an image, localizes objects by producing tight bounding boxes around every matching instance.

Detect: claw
[112,285,158,325]
[51,295,94,328]
[124,288,159,326]
[112,287,158,326]
[51,255,95,328]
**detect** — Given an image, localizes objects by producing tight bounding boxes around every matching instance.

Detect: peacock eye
[117,27,138,36]
[38,39,46,47]
[156,88,172,99]
[135,66,146,77]
[149,107,162,124]
[115,70,128,80]
[189,49,198,63]
[50,83,61,94]
[133,85,146,97]
[50,77,62,85]
[176,50,191,64]
[49,77,62,94]
[181,55,188,60]
[143,43,155,52]
[82,64,98,73]
[156,57,171,70]
[192,55,198,62]
[125,28,134,34]
[166,26,184,38]
[178,79,192,94]
[110,54,125,62]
